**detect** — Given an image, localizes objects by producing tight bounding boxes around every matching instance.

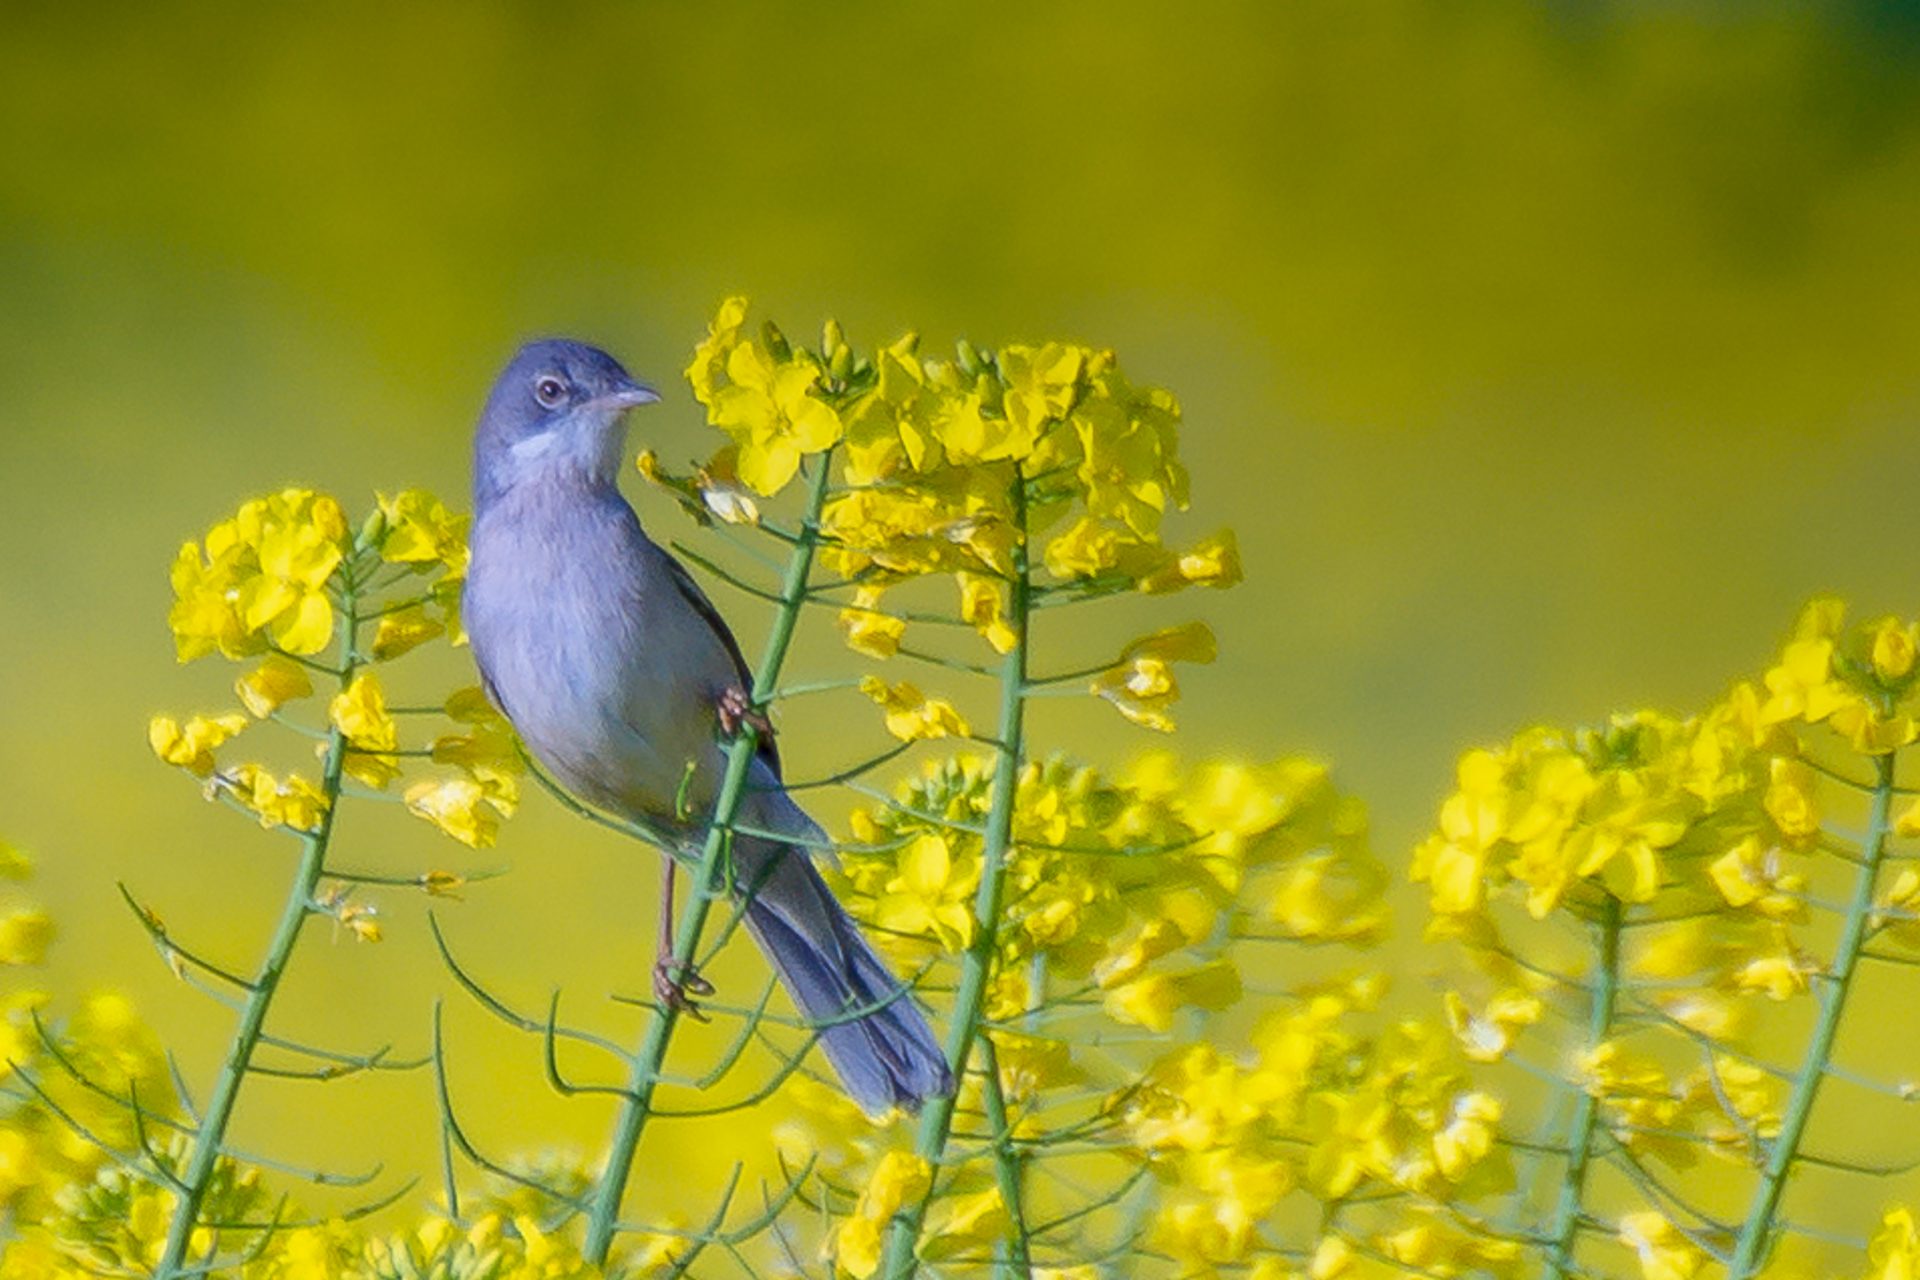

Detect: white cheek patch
[509,430,564,462]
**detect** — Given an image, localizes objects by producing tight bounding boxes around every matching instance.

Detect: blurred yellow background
[7,0,1920,1230]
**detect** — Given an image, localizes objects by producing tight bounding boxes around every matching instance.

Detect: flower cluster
[34,288,1920,1280]
[648,298,1241,734]
[757,750,1388,1275]
[0,845,171,1230]
[833,750,1383,1034]
[1403,599,1920,1279]
[152,488,518,853]
[1122,981,1512,1274]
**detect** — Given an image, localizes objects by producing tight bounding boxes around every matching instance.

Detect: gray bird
[463,338,953,1116]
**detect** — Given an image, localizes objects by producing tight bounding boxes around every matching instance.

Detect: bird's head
[473,338,660,505]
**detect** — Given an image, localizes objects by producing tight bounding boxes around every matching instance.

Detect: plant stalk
[1544,892,1622,1279]
[978,1036,1033,1277]
[580,454,834,1267]
[154,581,360,1278]
[1727,750,1896,1277]
[881,473,1031,1280]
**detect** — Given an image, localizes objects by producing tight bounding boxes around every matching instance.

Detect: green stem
[154,587,361,1279]
[881,474,1031,1280]
[1544,893,1621,1279]
[978,1037,1033,1277]
[579,454,834,1268]
[1727,750,1896,1277]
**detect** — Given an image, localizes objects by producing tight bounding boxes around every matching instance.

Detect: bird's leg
[652,859,714,1019]
[716,685,774,740]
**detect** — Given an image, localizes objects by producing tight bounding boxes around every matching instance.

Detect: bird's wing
[660,551,782,776]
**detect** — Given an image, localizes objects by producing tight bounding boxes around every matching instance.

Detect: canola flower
[132,486,513,1278]
[17,299,1920,1280]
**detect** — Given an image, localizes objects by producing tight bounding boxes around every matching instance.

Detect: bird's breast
[465,490,704,817]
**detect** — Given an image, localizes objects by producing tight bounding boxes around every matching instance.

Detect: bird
[462,337,954,1116]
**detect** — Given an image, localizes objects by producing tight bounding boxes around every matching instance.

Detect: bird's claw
[717,686,774,740]
[653,955,715,1021]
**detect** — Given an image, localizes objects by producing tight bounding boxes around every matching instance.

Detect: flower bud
[761,320,791,363]
[356,506,388,553]
[955,338,984,377]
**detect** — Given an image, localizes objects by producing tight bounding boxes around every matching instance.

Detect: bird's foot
[717,686,774,740]
[653,955,716,1021]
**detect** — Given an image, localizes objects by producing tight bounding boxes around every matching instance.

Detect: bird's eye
[533,375,568,408]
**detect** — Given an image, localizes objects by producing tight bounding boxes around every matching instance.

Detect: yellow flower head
[1091,622,1217,732]
[404,776,506,848]
[838,586,907,659]
[370,605,445,661]
[223,765,329,832]
[858,676,969,742]
[148,713,249,778]
[234,654,313,718]
[704,327,844,494]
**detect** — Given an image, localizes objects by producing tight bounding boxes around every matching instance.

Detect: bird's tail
[736,836,953,1116]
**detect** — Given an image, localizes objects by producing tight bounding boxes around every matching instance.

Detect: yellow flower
[1443,989,1541,1062]
[443,684,500,724]
[1266,849,1387,942]
[377,489,469,569]
[1877,866,1920,947]
[957,573,1017,654]
[1763,757,1820,842]
[1042,514,1157,582]
[1618,1211,1706,1280]
[1093,918,1194,989]
[149,713,249,777]
[431,723,524,814]
[1139,528,1243,593]
[370,605,445,661]
[859,677,969,742]
[695,445,762,525]
[1829,699,1919,754]
[834,1152,932,1278]
[1310,1237,1355,1279]
[684,295,749,408]
[708,340,843,495]
[1866,1206,1920,1280]
[998,342,1084,448]
[404,777,504,848]
[1759,638,1853,725]
[1103,959,1241,1032]
[331,899,382,944]
[1091,622,1217,732]
[838,586,906,659]
[1695,1054,1779,1146]
[1073,370,1187,536]
[169,489,348,661]
[329,672,400,789]
[922,1188,1009,1263]
[223,765,329,831]
[1707,833,1805,919]
[872,833,979,951]
[1432,1091,1501,1180]
[0,909,52,966]
[1872,617,1919,682]
[234,654,313,718]
[1733,944,1812,1001]
[237,491,349,655]
[1152,1191,1258,1269]
[0,1129,39,1208]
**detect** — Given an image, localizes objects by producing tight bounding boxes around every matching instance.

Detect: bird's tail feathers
[738,842,953,1116]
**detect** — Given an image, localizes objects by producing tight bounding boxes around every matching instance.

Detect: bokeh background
[7,0,1920,1233]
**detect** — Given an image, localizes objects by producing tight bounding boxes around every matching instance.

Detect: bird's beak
[614,385,662,409]
[591,381,661,412]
